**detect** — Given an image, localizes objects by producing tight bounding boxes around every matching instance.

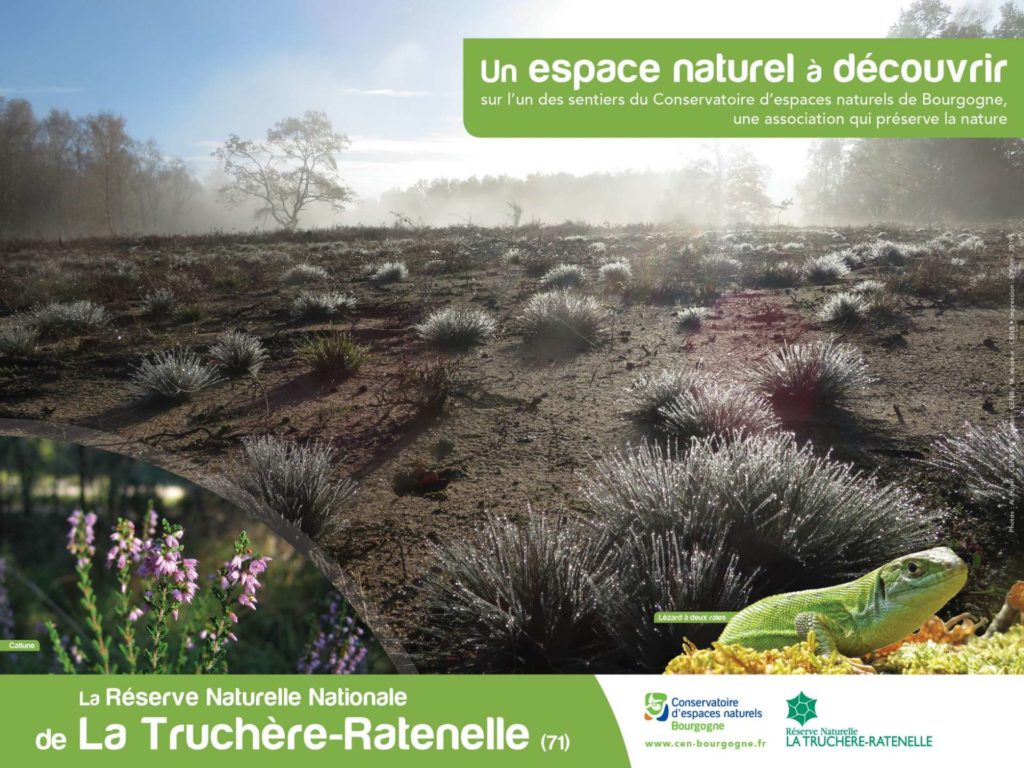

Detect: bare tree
[86,113,133,235]
[506,200,523,227]
[215,111,353,229]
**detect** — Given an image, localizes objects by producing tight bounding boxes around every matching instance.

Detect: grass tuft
[238,436,356,541]
[131,349,222,401]
[208,331,268,376]
[298,332,370,377]
[369,261,409,284]
[752,338,870,412]
[421,513,616,672]
[30,300,109,338]
[802,253,850,284]
[658,381,779,441]
[518,290,607,348]
[818,291,870,326]
[599,261,632,289]
[290,291,358,320]
[0,321,39,357]
[538,263,586,290]
[416,308,497,350]
[932,421,1024,521]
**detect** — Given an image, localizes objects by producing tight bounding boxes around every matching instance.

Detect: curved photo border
[0,416,418,674]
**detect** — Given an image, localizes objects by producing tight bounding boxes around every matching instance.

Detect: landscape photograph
[1,0,1022,675]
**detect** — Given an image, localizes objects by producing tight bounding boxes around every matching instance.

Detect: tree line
[798,1,1024,224]
[0,100,201,239]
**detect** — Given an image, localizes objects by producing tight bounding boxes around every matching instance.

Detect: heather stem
[45,620,77,675]
[145,581,172,673]
[114,569,138,674]
[76,557,111,674]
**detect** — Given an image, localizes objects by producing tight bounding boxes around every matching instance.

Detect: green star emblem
[786,691,818,725]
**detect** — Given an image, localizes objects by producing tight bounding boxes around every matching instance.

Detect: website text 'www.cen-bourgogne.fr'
[644,738,767,750]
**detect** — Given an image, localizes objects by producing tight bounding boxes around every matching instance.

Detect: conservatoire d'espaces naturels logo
[644,692,669,721]
[786,692,818,726]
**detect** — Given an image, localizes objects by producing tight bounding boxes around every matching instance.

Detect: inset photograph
[0,435,392,674]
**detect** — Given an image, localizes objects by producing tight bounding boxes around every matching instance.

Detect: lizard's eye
[906,561,919,575]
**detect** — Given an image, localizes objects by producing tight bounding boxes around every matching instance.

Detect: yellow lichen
[663,625,1024,675]
[663,636,857,675]
[872,624,1024,674]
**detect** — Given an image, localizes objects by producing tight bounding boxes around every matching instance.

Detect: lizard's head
[878,546,968,609]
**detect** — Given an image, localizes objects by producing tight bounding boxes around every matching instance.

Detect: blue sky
[0,0,993,199]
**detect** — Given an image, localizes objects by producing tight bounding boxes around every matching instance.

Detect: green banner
[0,676,628,766]
[0,639,41,652]
[653,612,737,624]
[464,38,1024,137]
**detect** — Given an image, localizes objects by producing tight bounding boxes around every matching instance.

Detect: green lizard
[718,547,968,657]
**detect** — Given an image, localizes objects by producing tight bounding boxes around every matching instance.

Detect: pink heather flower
[66,510,98,569]
[127,607,145,623]
[69,643,86,666]
[107,520,144,571]
[153,552,179,577]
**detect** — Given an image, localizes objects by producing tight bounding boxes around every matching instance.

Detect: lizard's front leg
[794,611,842,655]
[795,611,875,673]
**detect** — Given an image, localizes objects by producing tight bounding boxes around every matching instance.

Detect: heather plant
[538,263,586,290]
[0,321,39,357]
[131,349,222,401]
[658,381,779,441]
[581,433,940,582]
[297,332,370,377]
[290,290,358,320]
[238,436,357,541]
[802,253,850,284]
[676,306,709,330]
[31,300,109,338]
[752,338,870,412]
[297,597,369,674]
[46,507,270,674]
[518,290,607,348]
[208,331,268,376]
[421,513,617,672]
[369,261,409,284]
[283,263,328,284]
[416,307,497,350]
[818,291,869,326]
[932,421,1024,522]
